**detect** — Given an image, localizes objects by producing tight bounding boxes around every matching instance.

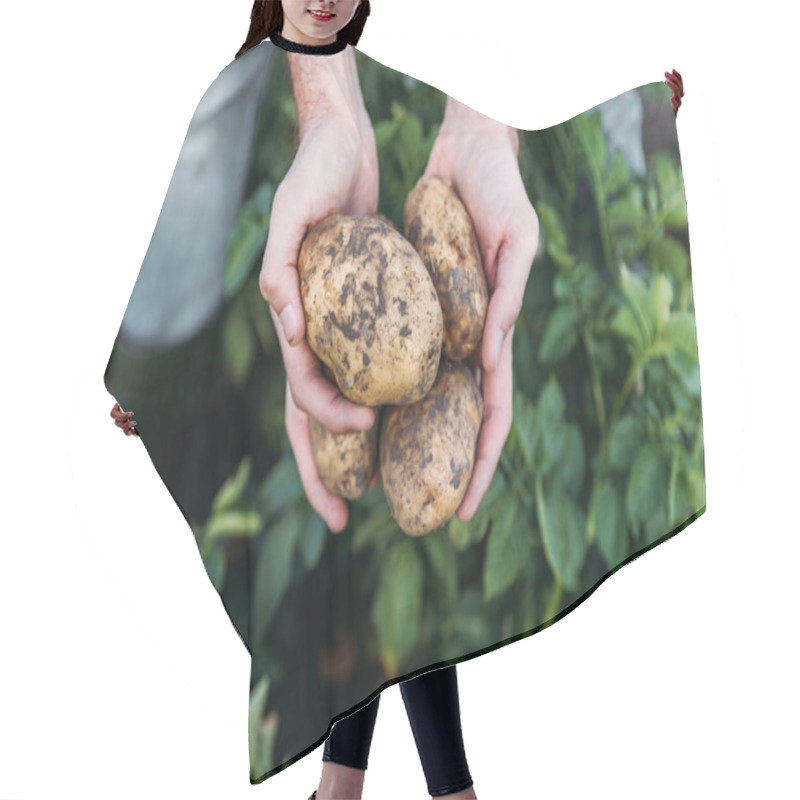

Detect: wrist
[441,97,519,157]
[290,49,369,140]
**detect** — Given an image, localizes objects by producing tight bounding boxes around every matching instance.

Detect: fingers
[480,226,536,374]
[285,382,349,533]
[480,206,538,374]
[110,402,138,436]
[258,187,309,348]
[272,305,376,434]
[665,68,684,116]
[457,326,514,522]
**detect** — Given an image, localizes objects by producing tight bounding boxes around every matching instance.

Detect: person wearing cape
[104,1,701,793]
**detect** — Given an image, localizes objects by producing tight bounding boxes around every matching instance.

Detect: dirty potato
[310,412,379,500]
[299,212,443,406]
[309,362,380,500]
[380,359,483,537]
[403,175,488,361]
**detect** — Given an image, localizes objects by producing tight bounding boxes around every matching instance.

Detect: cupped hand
[284,378,380,533]
[424,105,539,521]
[259,112,379,436]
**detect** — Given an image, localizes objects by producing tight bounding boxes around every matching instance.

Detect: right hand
[284,378,379,533]
[259,111,379,436]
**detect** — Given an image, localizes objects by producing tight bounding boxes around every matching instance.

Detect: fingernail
[280,304,297,344]
[495,329,504,370]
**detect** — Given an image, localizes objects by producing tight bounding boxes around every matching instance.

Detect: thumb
[259,203,308,347]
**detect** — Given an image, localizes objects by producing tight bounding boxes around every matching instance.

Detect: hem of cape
[249,501,707,785]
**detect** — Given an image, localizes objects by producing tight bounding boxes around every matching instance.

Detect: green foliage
[248,674,278,782]
[195,68,704,749]
[371,539,424,675]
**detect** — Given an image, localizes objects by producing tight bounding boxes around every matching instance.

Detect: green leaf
[553,272,572,301]
[247,673,278,782]
[225,183,274,297]
[448,512,489,551]
[547,241,577,269]
[535,200,567,249]
[301,510,327,570]
[610,306,646,354]
[484,495,528,602]
[352,506,395,553]
[608,189,647,230]
[223,309,256,390]
[555,423,585,494]
[422,529,458,605]
[649,273,674,336]
[665,348,702,396]
[248,675,270,776]
[212,457,252,514]
[619,262,654,343]
[538,377,568,469]
[625,441,669,532]
[205,509,262,544]
[538,303,580,363]
[642,502,669,544]
[201,545,227,592]
[539,375,566,426]
[608,415,645,472]
[605,150,630,195]
[448,470,507,551]
[573,111,607,174]
[537,481,587,592]
[685,467,706,510]
[513,392,539,474]
[258,457,305,520]
[653,154,679,203]
[252,512,303,643]
[371,540,424,674]
[646,235,689,283]
[662,312,698,357]
[651,153,688,228]
[592,478,626,569]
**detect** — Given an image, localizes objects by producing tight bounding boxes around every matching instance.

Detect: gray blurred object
[590,81,680,177]
[119,42,274,355]
[641,85,680,158]
[590,89,646,176]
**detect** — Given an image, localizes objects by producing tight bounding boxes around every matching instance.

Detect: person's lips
[308,9,335,21]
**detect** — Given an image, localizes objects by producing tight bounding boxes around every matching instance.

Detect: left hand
[424,102,539,522]
[110,402,138,436]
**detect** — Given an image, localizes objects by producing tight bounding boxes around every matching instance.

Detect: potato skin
[309,362,379,500]
[299,213,443,406]
[403,175,488,361]
[310,412,379,500]
[380,359,484,537]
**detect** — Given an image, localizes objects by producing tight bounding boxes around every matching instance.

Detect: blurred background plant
[114,55,704,774]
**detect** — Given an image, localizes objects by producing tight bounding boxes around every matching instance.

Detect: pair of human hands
[260,102,539,533]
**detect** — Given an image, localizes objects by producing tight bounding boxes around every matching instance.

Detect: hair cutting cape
[103,35,706,785]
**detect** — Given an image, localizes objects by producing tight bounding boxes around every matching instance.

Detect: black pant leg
[323,693,381,771]
[399,665,474,797]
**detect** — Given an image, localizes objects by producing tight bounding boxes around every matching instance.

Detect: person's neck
[271,27,347,55]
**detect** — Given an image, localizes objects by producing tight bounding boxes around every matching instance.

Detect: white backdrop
[1,1,796,798]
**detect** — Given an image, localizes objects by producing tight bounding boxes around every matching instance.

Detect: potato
[403,175,488,361]
[299,212,443,406]
[310,363,379,500]
[380,359,483,537]
[310,413,379,500]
